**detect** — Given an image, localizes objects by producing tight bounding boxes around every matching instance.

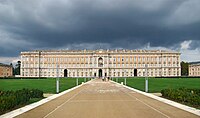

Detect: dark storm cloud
[0,0,200,58]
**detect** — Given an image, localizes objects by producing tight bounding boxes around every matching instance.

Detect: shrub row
[161,88,200,108]
[0,89,44,115]
[0,77,48,79]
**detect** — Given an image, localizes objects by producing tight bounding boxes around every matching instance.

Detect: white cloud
[180,48,200,62]
[178,40,200,62]
[142,42,172,51]
[141,41,200,62]
[0,56,20,65]
[180,40,192,50]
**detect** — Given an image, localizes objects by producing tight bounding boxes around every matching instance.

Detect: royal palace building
[189,62,200,77]
[0,63,13,77]
[20,49,181,77]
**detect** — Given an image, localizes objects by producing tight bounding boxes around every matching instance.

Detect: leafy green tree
[181,61,189,76]
[14,61,21,75]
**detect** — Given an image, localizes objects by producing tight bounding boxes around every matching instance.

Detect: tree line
[10,61,21,76]
[181,61,189,76]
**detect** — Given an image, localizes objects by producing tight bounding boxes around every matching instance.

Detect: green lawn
[112,78,200,93]
[1,77,199,93]
[0,78,91,94]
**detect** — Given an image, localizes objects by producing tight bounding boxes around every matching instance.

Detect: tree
[14,61,21,75]
[181,61,189,76]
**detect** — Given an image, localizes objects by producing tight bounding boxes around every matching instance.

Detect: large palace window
[98,57,103,67]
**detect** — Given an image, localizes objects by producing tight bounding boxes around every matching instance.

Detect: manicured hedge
[29,89,43,98]
[0,77,48,79]
[0,89,44,115]
[161,88,200,108]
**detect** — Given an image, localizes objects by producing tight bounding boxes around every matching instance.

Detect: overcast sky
[0,0,200,64]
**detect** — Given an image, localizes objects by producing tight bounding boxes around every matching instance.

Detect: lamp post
[145,64,148,93]
[124,70,127,85]
[76,77,79,86]
[56,64,59,94]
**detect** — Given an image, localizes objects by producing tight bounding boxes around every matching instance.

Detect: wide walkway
[16,79,198,118]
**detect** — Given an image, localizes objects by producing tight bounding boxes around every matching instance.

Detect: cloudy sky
[0,0,200,64]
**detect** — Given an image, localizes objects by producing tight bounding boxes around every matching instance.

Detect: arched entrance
[134,69,137,77]
[99,69,102,78]
[64,69,68,77]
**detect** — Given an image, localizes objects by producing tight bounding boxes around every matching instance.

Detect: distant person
[103,77,106,81]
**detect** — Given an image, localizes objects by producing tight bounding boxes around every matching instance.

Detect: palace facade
[0,63,13,77]
[189,62,200,77]
[20,49,181,77]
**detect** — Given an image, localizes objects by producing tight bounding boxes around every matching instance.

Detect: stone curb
[111,81,200,116]
[0,80,93,118]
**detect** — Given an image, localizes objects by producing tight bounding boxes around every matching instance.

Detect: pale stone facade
[20,49,181,77]
[189,62,200,76]
[0,63,13,77]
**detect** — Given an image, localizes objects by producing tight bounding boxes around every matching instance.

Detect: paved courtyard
[16,79,198,118]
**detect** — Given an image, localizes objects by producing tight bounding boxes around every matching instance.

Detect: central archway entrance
[134,69,137,77]
[64,69,68,77]
[99,69,102,78]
